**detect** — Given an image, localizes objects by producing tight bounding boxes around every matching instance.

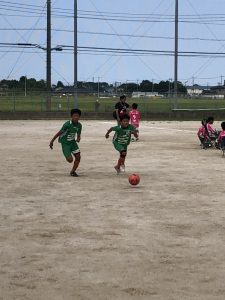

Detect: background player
[129,103,140,141]
[217,121,225,150]
[49,108,82,177]
[113,95,130,124]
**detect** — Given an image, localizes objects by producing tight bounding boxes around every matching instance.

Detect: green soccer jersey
[58,120,82,144]
[112,124,136,146]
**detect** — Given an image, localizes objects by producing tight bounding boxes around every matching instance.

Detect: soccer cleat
[120,164,125,172]
[70,171,79,177]
[114,166,120,174]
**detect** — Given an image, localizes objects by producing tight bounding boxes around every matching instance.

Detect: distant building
[186,84,210,97]
[201,82,225,99]
[132,91,163,98]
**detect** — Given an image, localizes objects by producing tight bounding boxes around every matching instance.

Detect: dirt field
[1,120,225,300]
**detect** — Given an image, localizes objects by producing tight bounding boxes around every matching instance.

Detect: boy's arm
[76,124,82,142]
[105,127,113,138]
[49,131,62,149]
[76,134,81,143]
[132,130,138,139]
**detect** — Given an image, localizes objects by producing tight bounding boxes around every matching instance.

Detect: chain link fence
[1,91,225,114]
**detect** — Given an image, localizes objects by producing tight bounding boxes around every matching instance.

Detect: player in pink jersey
[197,119,207,144]
[206,116,216,136]
[217,121,225,150]
[129,103,140,141]
[197,119,212,148]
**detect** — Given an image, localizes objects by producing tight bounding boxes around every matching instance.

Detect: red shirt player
[217,121,225,149]
[129,103,140,141]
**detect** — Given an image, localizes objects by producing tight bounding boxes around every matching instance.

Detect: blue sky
[1,0,225,86]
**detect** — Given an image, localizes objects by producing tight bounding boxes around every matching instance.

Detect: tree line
[0,77,187,94]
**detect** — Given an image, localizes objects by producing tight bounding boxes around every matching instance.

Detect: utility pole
[152,79,154,94]
[74,0,78,108]
[174,0,178,108]
[98,76,101,98]
[221,75,224,86]
[24,76,27,97]
[46,0,51,111]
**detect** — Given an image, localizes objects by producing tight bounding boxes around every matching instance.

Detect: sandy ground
[1,120,225,300]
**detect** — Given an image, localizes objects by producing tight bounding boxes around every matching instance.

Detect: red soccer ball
[128,174,140,186]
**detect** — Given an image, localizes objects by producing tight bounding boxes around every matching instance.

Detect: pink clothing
[197,126,205,137]
[217,130,225,142]
[206,123,215,135]
[129,109,140,128]
[197,125,208,138]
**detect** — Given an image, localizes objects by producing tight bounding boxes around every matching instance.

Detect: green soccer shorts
[61,141,80,158]
[113,141,127,153]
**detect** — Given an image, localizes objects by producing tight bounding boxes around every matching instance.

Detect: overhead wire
[186,0,225,82]
[1,0,225,84]
[2,28,225,43]
[86,0,168,82]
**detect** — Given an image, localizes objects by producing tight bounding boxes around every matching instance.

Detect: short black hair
[201,119,207,126]
[221,121,225,130]
[120,95,126,101]
[207,116,214,123]
[70,108,81,116]
[132,103,138,109]
[120,114,130,121]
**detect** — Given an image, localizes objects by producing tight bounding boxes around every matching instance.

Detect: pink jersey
[197,126,206,138]
[217,130,225,142]
[206,123,215,135]
[129,109,140,128]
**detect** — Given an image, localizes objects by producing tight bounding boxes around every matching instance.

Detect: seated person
[206,116,220,140]
[217,121,225,149]
[197,119,212,148]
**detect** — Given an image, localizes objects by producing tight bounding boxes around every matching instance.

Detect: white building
[186,85,209,96]
[132,91,161,98]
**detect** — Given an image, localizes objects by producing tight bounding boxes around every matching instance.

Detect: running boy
[129,103,140,141]
[105,114,138,174]
[49,108,82,177]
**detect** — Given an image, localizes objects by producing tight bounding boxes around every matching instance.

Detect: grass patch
[1,94,225,112]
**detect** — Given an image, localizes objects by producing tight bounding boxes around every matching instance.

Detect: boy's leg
[136,127,139,141]
[115,150,126,172]
[62,142,81,176]
[113,142,127,173]
[70,152,81,175]
[61,143,73,162]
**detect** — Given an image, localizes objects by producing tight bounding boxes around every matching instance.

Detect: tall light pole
[46,0,51,111]
[174,0,178,108]
[98,76,101,98]
[74,0,78,108]
[24,76,27,97]
[168,78,172,97]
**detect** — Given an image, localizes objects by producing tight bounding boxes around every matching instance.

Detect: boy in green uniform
[49,108,82,177]
[105,114,138,174]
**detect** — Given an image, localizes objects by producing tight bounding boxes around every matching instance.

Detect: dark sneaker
[70,171,79,177]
